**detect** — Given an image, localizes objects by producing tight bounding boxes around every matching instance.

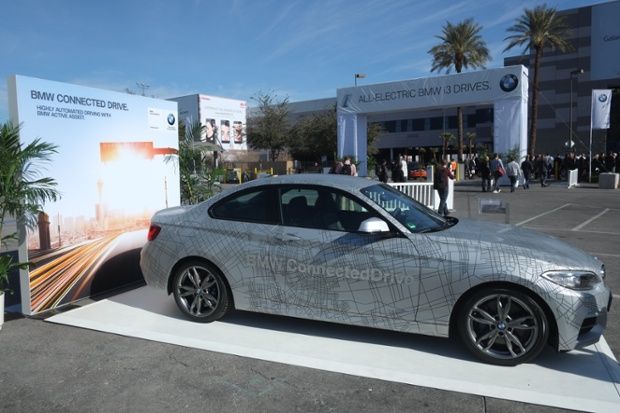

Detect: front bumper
[553,284,611,352]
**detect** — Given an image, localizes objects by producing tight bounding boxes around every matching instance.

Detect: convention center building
[284,1,619,165]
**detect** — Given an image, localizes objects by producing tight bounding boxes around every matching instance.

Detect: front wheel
[172,261,231,323]
[457,288,549,366]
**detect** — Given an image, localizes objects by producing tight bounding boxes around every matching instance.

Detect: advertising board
[7,75,180,314]
[172,94,247,151]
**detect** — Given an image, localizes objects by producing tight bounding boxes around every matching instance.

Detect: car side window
[280,188,318,228]
[279,186,377,231]
[210,187,278,224]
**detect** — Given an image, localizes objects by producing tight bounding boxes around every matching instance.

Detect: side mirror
[358,217,390,234]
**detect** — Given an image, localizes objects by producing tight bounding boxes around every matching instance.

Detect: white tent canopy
[336,66,529,176]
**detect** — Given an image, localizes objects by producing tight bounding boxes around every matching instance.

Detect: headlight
[541,271,601,290]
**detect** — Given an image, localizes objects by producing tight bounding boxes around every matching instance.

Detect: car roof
[231,174,377,193]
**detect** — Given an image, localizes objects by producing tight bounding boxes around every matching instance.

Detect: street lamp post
[568,69,583,152]
[136,82,150,96]
[355,73,365,86]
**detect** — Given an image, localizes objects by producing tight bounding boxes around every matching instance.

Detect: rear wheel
[172,261,231,323]
[457,288,549,366]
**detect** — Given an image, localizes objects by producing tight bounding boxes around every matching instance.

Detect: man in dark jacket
[520,155,534,189]
[435,159,455,217]
[535,154,548,187]
[479,156,491,192]
[377,159,389,183]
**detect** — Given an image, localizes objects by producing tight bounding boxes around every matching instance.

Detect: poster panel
[7,75,180,314]
[590,2,620,82]
[196,95,247,151]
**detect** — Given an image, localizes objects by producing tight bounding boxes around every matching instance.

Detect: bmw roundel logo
[167,114,176,125]
[500,74,519,92]
[598,94,608,103]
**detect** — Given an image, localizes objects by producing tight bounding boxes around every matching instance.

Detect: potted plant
[0,240,30,330]
[0,121,61,329]
[166,119,227,204]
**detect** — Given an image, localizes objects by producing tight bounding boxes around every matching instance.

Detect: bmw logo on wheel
[598,94,608,103]
[499,74,519,92]
[167,113,176,125]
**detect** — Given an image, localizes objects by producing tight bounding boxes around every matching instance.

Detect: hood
[432,217,602,272]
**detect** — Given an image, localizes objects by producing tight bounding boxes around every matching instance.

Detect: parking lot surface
[0,178,618,413]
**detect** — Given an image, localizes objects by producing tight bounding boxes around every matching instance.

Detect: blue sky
[0,0,607,121]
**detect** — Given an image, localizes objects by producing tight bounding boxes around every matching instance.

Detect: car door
[208,186,288,312]
[269,185,422,330]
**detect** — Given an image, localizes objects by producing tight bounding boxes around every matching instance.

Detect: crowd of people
[328,154,409,179]
[561,151,618,180]
[327,151,617,218]
[377,156,409,183]
[473,151,618,192]
[327,151,618,189]
[328,156,358,176]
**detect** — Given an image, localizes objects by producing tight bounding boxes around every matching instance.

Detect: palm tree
[466,132,477,160]
[439,132,456,161]
[0,121,61,291]
[504,4,573,157]
[429,18,490,163]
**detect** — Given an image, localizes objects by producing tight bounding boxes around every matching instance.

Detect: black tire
[172,260,231,323]
[457,288,549,366]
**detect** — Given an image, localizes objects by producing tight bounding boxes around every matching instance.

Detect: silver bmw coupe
[140,174,611,366]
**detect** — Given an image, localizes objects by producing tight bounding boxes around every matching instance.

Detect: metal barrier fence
[387,180,454,212]
[389,182,436,209]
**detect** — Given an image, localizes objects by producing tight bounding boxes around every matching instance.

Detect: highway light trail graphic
[29,234,123,312]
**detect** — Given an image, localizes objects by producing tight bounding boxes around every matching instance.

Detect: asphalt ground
[0,177,618,413]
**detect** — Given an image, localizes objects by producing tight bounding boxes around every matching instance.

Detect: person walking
[490,153,505,193]
[604,151,615,173]
[340,156,357,176]
[468,157,476,179]
[536,154,548,187]
[506,156,520,192]
[545,153,554,179]
[520,155,533,189]
[391,159,403,182]
[400,155,408,182]
[434,159,455,217]
[479,156,491,192]
[377,159,388,183]
[329,159,343,174]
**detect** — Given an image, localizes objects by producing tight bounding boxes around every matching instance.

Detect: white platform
[47,286,620,413]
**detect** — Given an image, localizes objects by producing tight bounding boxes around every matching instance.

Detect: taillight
[147,225,161,241]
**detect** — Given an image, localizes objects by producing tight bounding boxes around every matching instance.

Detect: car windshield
[360,183,452,233]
